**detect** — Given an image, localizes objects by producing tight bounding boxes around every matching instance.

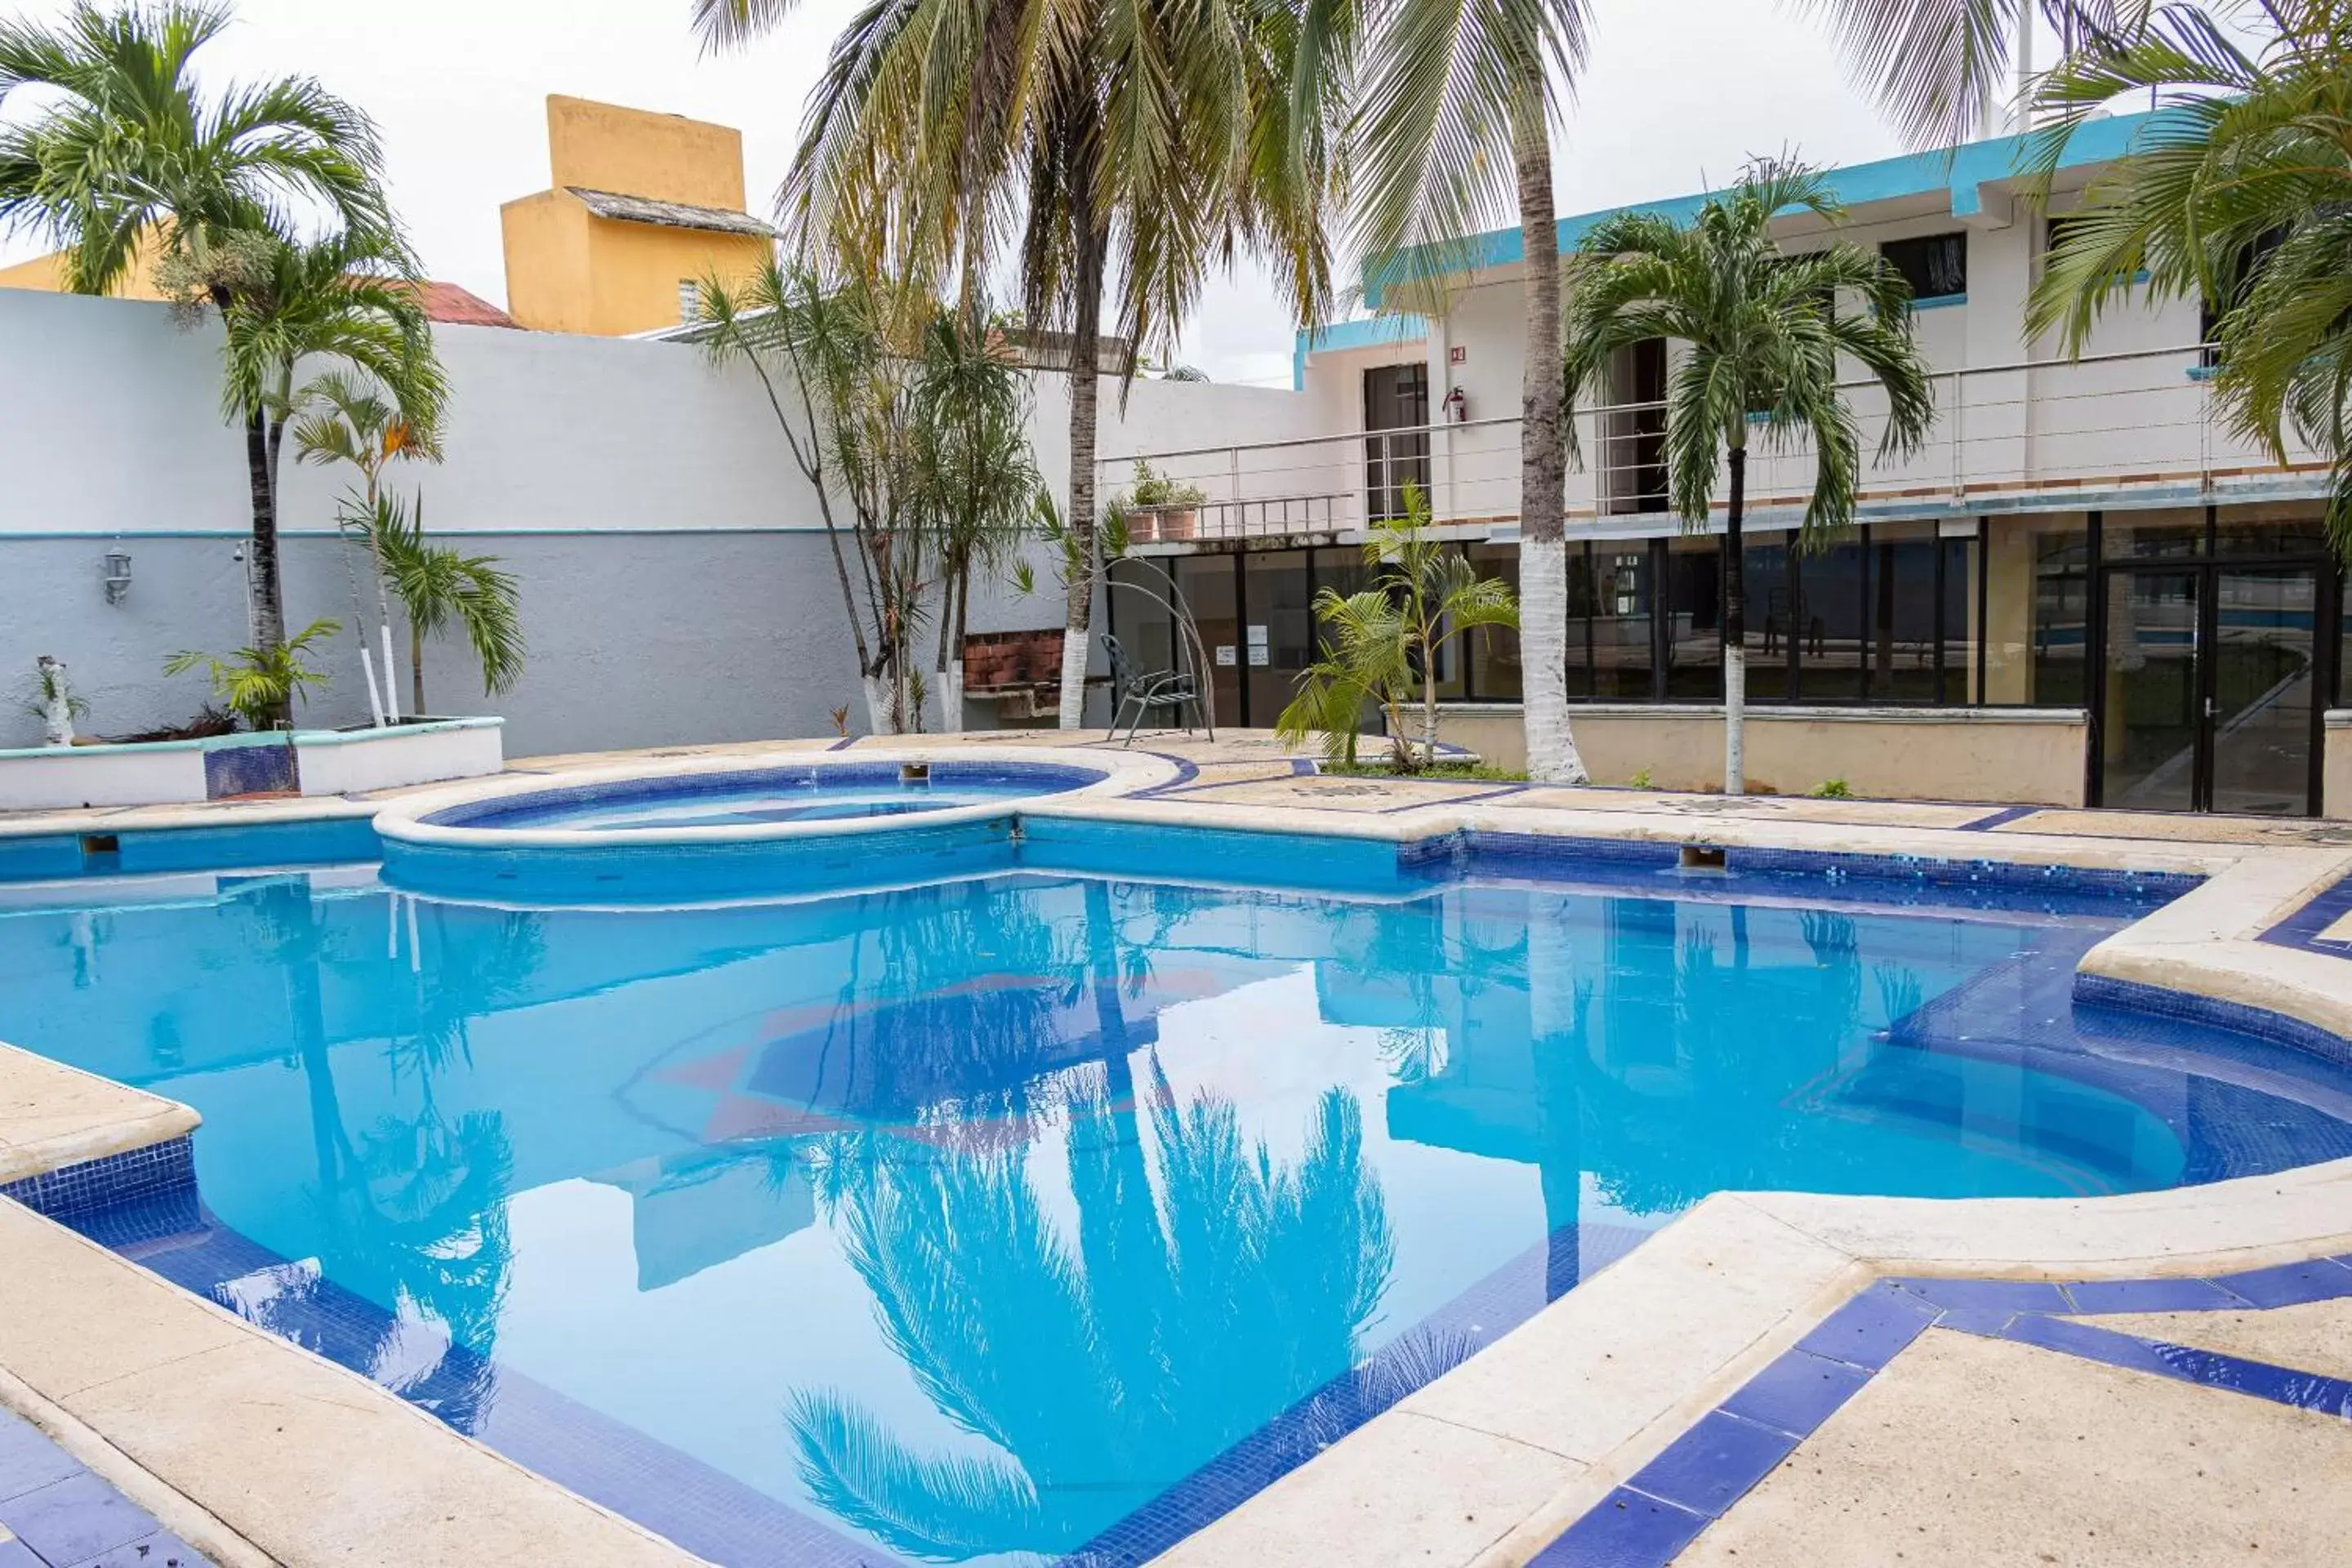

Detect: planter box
[0,718,505,812]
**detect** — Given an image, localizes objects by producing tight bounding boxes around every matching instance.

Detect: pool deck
[1,727,2350,1566]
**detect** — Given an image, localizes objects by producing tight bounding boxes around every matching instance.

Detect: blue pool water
[426,761,1098,833]
[5,849,2351,1566]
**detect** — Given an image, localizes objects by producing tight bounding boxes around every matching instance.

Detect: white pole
[2013,7,2036,134]
[380,622,402,723]
[358,645,388,728]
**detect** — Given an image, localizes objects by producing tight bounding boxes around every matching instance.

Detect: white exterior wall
[292,719,505,796]
[0,289,1339,750]
[1285,193,2297,532]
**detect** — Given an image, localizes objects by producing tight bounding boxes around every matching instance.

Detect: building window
[1880,233,1967,303]
[677,278,702,325]
[2200,226,2287,367]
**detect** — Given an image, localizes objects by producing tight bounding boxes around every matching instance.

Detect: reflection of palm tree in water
[242,880,527,1430]
[787,1062,1394,1562]
[786,876,1397,1559]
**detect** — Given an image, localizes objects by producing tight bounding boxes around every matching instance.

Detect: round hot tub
[372,747,1164,903]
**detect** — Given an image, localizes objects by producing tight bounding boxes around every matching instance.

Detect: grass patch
[1314,760,1530,783]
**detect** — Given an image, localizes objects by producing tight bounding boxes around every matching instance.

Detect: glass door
[2209,565,2319,816]
[2097,563,2322,815]
[1363,363,1429,522]
[2100,568,2202,812]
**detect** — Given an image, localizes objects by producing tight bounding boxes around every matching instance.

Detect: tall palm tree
[359,492,523,719]
[1310,0,1597,783]
[193,229,443,703]
[693,0,1336,733]
[0,3,428,720]
[0,1,392,294]
[1561,160,1935,793]
[1794,1,2161,146]
[2023,2,2352,559]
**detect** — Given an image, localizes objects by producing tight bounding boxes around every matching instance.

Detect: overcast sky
[0,0,1991,386]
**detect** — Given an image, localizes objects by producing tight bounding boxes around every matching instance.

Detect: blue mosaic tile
[1993,1316,2352,1416]
[1791,1281,1941,1370]
[1624,1412,1801,1516]
[1715,1350,1872,1439]
[1525,1486,1709,1568]
[2257,871,2352,963]
[2209,1256,2352,1310]
[0,1474,158,1566]
[2064,1276,2247,1314]
[200,740,297,800]
[2072,975,2351,1069]
[1891,1277,2074,1315]
[0,1139,194,1222]
[0,1415,81,1504]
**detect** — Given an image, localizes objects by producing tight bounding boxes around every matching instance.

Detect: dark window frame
[1880,231,1969,305]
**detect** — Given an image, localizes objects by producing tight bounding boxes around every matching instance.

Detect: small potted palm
[1125,461,1208,542]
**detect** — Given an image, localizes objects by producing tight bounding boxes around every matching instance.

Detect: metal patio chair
[1102,634,1203,745]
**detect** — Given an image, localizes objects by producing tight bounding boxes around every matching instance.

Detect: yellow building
[500,96,777,337]
[0,232,172,300]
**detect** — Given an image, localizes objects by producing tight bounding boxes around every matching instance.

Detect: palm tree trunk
[411,615,428,719]
[243,406,292,727]
[1511,87,1588,786]
[938,559,969,734]
[1722,440,1748,795]
[1056,193,1107,732]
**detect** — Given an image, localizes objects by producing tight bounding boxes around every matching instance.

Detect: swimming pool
[6,831,2350,1566]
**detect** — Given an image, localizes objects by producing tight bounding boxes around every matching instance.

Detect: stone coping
[0,1045,198,1190]
[372,742,1175,853]
[0,716,501,764]
[2,735,2350,1566]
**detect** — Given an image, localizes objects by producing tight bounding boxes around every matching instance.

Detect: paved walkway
[0,1411,210,1568]
[1586,1264,2352,1568]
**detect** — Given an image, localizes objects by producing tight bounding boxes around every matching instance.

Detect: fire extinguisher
[1442,385,1468,424]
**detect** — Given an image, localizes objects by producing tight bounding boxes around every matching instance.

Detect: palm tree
[1561,160,1935,794]
[358,492,523,719]
[180,229,443,702]
[0,4,430,720]
[293,368,439,727]
[2023,3,2352,559]
[1796,2,2172,147]
[914,310,1043,733]
[693,0,1337,734]
[0,1,393,295]
[1278,482,1518,768]
[1307,0,1597,783]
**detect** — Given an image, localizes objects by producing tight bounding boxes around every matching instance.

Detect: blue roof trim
[1290,313,1428,389]
[1360,108,2169,308]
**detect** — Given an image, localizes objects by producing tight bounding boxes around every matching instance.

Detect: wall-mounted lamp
[102,546,132,605]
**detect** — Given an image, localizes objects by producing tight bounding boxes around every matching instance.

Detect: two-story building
[1102,110,2349,817]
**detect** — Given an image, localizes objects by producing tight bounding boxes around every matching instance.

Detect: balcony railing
[1106,343,2321,546]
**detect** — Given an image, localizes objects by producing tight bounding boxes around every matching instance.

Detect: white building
[1101,109,2349,817]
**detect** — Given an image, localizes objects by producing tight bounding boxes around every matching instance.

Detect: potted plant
[26,657,89,747]
[1125,461,1209,542]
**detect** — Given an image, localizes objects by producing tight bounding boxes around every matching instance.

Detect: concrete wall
[0,288,1321,754]
[1435,702,2089,805]
[2329,714,2350,819]
[543,96,749,212]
